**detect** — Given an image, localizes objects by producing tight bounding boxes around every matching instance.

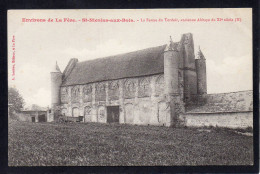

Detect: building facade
[51,33,207,127]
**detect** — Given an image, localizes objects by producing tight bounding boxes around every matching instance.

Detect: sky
[8,9,252,108]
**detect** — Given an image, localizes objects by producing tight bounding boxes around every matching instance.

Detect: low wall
[188,90,253,112]
[15,113,32,122]
[180,111,253,128]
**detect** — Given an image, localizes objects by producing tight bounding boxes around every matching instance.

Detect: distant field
[8,120,253,166]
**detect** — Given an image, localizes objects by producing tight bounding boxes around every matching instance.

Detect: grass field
[8,120,253,166]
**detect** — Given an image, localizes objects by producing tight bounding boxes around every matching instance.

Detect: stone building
[50,33,252,128]
[50,33,207,127]
[19,110,48,122]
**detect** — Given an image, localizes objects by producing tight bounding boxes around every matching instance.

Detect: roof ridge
[61,44,167,86]
[78,44,167,64]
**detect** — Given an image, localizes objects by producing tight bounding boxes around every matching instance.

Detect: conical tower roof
[164,36,177,51]
[51,61,61,73]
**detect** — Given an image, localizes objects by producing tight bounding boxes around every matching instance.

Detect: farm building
[18,110,49,122]
[50,33,253,128]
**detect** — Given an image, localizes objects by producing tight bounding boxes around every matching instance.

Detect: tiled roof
[62,45,167,86]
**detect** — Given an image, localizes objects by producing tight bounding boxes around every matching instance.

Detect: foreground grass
[8,120,253,166]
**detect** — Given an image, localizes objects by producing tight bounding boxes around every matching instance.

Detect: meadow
[8,120,253,166]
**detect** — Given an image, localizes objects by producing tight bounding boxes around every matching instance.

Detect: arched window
[108,81,119,100]
[124,79,136,99]
[138,78,151,97]
[61,87,68,103]
[125,103,134,123]
[97,106,106,123]
[155,75,164,96]
[72,107,79,117]
[71,86,80,103]
[84,106,92,122]
[83,85,92,102]
[95,83,106,101]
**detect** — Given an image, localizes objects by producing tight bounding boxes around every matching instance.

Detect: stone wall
[15,112,32,122]
[182,90,253,129]
[187,90,253,113]
[180,111,253,128]
[60,73,173,126]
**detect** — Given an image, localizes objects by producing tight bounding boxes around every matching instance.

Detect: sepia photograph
[8,9,253,166]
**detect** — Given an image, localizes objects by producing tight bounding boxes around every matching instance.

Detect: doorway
[72,107,79,117]
[107,106,119,123]
[38,114,46,122]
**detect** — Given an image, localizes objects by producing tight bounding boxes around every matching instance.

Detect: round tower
[51,61,62,109]
[195,47,207,94]
[164,36,179,95]
[164,36,181,127]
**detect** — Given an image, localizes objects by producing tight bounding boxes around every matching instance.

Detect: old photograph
[8,9,253,166]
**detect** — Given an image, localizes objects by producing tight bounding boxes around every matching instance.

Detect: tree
[8,87,25,113]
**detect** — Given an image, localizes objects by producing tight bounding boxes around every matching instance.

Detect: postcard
[8,9,253,166]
